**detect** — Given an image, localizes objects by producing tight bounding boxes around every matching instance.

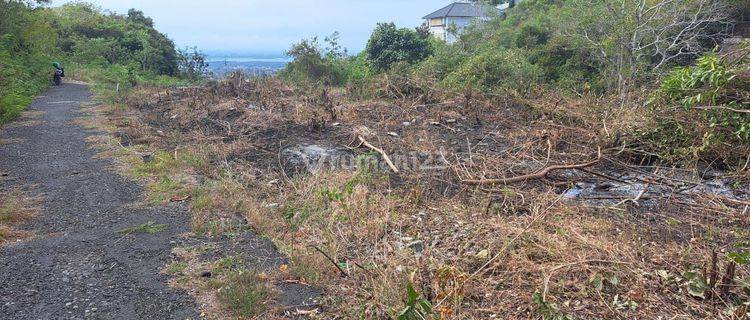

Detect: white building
[423,2,506,44]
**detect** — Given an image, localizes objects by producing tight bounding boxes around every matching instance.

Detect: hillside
[0,1,205,124]
[2,0,750,319]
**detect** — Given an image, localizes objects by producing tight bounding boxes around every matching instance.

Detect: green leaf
[609,275,620,286]
[590,274,604,291]
[728,251,750,265]
[337,261,349,271]
[419,299,433,314]
[684,271,709,299]
[397,306,413,320]
[406,282,419,304]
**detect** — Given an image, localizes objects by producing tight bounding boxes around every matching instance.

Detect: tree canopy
[365,23,432,72]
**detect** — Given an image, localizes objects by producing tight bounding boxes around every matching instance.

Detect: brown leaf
[294,308,319,315]
[169,195,191,202]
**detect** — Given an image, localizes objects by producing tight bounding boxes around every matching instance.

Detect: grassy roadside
[75,76,295,319]
[77,102,282,319]
[0,186,41,245]
[0,58,51,125]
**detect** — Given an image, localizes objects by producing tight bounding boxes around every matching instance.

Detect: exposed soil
[0,84,199,319]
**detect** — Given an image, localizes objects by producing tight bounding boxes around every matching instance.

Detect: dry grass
[0,187,41,245]
[85,78,750,319]
[2,120,44,129]
[0,138,24,145]
[166,246,283,320]
[21,110,45,119]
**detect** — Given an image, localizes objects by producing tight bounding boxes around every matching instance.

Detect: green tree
[469,0,511,7]
[365,23,432,72]
[177,46,208,79]
[280,36,345,85]
[0,0,57,123]
[127,9,154,27]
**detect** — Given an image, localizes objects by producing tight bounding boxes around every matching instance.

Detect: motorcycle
[53,69,64,85]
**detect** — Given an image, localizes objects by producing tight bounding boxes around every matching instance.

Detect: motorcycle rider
[52,61,65,85]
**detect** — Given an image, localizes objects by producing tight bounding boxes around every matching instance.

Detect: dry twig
[358,136,400,174]
[310,245,348,277]
[463,148,601,185]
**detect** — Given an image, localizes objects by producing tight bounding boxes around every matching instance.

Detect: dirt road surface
[0,84,199,319]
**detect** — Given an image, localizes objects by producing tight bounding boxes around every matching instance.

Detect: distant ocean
[205,54,291,78]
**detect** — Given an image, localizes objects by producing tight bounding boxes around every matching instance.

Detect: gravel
[0,83,199,320]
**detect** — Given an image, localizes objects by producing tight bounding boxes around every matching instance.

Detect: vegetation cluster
[0,0,206,124]
[280,0,750,164]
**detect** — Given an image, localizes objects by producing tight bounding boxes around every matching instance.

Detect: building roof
[423,2,497,19]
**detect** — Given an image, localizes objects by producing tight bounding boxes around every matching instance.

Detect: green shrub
[342,52,377,98]
[636,52,750,164]
[365,23,432,72]
[417,41,469,81]
[0,2,56,124]
[342,52,373,84]
[279,36,347,86]
[659,53,750,142]
[443,48,543,93]
[527,37,603,92]
[0,93,33,124]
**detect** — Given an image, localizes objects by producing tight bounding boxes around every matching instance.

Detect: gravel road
[0,83,199,320]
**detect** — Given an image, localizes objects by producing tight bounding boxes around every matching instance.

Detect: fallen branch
[310,245,348,277]
[615,188,649,207]
[579,168,631,184]
[358,136,400,174]
[463,148,601,186]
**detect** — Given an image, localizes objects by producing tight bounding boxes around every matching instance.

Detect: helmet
[52,62,61,69]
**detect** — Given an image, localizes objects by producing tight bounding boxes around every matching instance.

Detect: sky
[49,0,448,56]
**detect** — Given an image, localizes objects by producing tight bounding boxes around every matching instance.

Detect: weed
[215,269,269,318]
[214,256,244,273]
[118,221,169,235]
[0,226,9,241]
[167,262,188,275]
[532,292,572,320]
[179,152,208,171]
[0,138,24,145]
[319,187,345,203]
[395,282,434,320]
[0,200,15,222]
[281,205,311,231]
[289,253,322,283]
[148,176,181,203]
[665,217,681,226]
[0,190,39,244]
[194,219,240,237]
[191,188,214,211]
